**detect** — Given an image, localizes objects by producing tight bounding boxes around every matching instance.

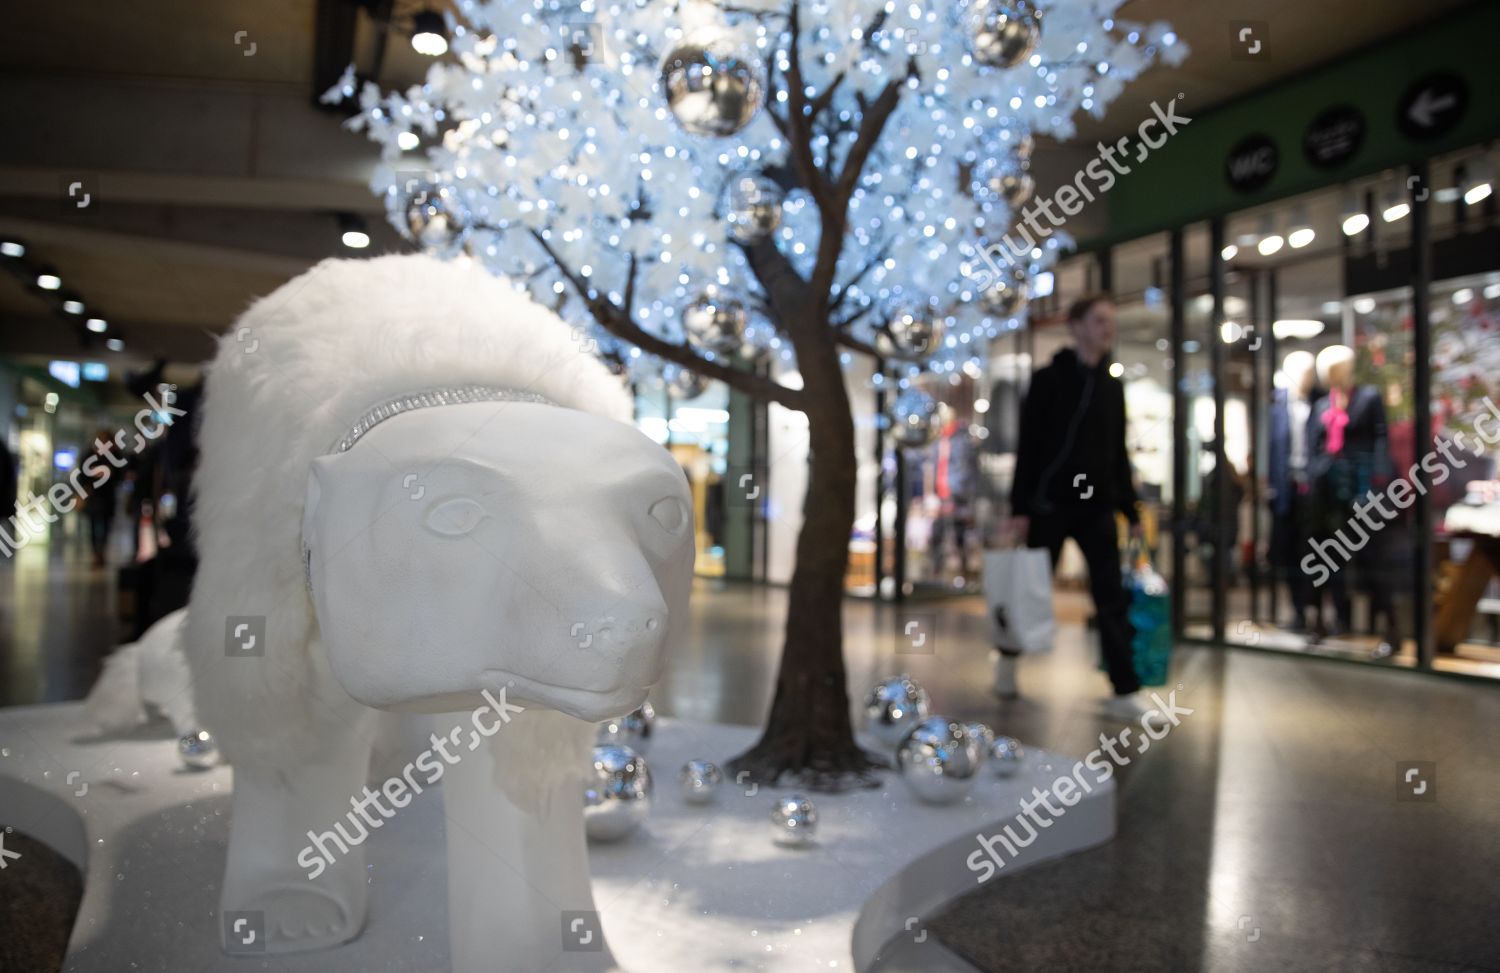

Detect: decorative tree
[335,0,1183,788]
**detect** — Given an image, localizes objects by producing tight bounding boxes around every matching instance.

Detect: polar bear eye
[424,497,490,537]
[648,496,689,533]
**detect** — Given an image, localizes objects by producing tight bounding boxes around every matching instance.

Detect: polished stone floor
[2,528,1498,971]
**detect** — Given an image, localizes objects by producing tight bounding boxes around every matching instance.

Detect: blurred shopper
[84,430,119,567]
[1009,294,1150,717]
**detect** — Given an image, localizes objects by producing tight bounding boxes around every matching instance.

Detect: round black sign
[1225,134,1278,194]
[1397,71,1468,142]
[1303,105,1365,169]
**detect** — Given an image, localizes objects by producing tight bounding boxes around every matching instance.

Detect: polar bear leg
[218,710,378,954]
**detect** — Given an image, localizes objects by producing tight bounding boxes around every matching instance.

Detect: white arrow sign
[0,833,20,869]
[1407,88,1457,129]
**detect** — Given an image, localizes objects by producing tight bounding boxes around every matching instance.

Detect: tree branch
[829,239,893,315]
[833,328,880,358]
[783,4,832,206]
[736,234,811,337]
[834,76,904,201]
[528,229,805,410]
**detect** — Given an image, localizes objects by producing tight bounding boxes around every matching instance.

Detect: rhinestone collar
[327,385,556,454]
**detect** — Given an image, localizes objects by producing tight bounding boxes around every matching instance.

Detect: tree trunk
[727,324,885,791]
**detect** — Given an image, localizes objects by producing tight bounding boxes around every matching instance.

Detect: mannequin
[183,255,694,971]
[1306,344,1399,651]
[1269,351,1318,629]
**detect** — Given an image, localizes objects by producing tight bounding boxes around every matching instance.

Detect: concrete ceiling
[0,0,1479,397]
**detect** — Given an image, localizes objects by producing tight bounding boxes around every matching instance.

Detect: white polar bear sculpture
[182,254,694,971]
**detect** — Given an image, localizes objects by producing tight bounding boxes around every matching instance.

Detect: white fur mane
[184,254,630,765]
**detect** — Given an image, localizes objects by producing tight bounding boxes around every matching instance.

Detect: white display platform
[0,704,1114,972]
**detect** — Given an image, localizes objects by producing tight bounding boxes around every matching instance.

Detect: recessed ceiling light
[37,273,61,290]
[1353,297,1377,314]
[1383,201,1410,222]
[0,241,23,258]
[1465,182,1492,206]
[397,131,421,152]
[411,10,448,56]
[1288,227,1315,249]
[1485,283,1500,300]
[1273,319,1325,340]
[1322,301,1342,314]
[86,317,107,333]
[62,300,85,315]
[1257,235,1284,256]
[105,337,125,352]
[1453,288,1475,305]
[1220,244,1238,261]
[1342,212,1370,235]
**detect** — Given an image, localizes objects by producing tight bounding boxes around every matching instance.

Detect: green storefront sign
[1093,1,1500,248]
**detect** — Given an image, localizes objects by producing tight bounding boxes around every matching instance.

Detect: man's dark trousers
[1028,508,1140,696]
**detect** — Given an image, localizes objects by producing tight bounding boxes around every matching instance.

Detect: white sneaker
[992,651,1020,699]
[1101,692,1153,721]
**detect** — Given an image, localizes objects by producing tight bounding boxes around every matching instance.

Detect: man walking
[1009,293,1150,717]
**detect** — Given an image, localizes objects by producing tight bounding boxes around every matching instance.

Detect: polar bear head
[301,395,694,722]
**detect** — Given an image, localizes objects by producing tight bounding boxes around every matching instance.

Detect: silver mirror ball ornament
[770,794,818,847]
[990,735,1026,777]
[896,717,983,804]
[682,287,748,356]
[597,701,656,753]
[404,185,466,251]
[970,0,1042,69]
[980,275,1030,318]
[991,169,1036,208]
[887,389,941,449]
[966,722,996,755]
[875,310,944,361]
[584,745,653,842]
[670,368,708,400]
[864,674,932,747]
[661,30,763,137]
[727,175,783,243]
[178,729,218,770]
[679,760,723,805]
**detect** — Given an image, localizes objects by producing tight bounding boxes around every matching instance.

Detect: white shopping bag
[982,547,1055,653]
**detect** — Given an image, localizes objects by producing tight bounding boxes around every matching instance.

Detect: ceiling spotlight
[1485,283,1500,300]
[1220,244,1238,261]
[86,317,107,333]
[1257,234,1284,256]
[0,240,23,258]
[105,337,125,352]
[339,213,371,250]
[411,10,448,57]
[1285,207,1314,249]
[1353,297,1377,314]
[62,299,85,315]
[37,272,61,290]
[1340,192,1369,235]
[1453,288,1475,305]
[1463,159,1494,206]
[1382,189,1410,222]
[1273,319,1325,340]
[397,131,421,152]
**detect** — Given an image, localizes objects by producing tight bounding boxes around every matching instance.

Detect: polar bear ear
[301,458,332,590]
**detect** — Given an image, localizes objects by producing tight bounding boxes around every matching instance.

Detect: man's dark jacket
[1010,347,1139,524]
